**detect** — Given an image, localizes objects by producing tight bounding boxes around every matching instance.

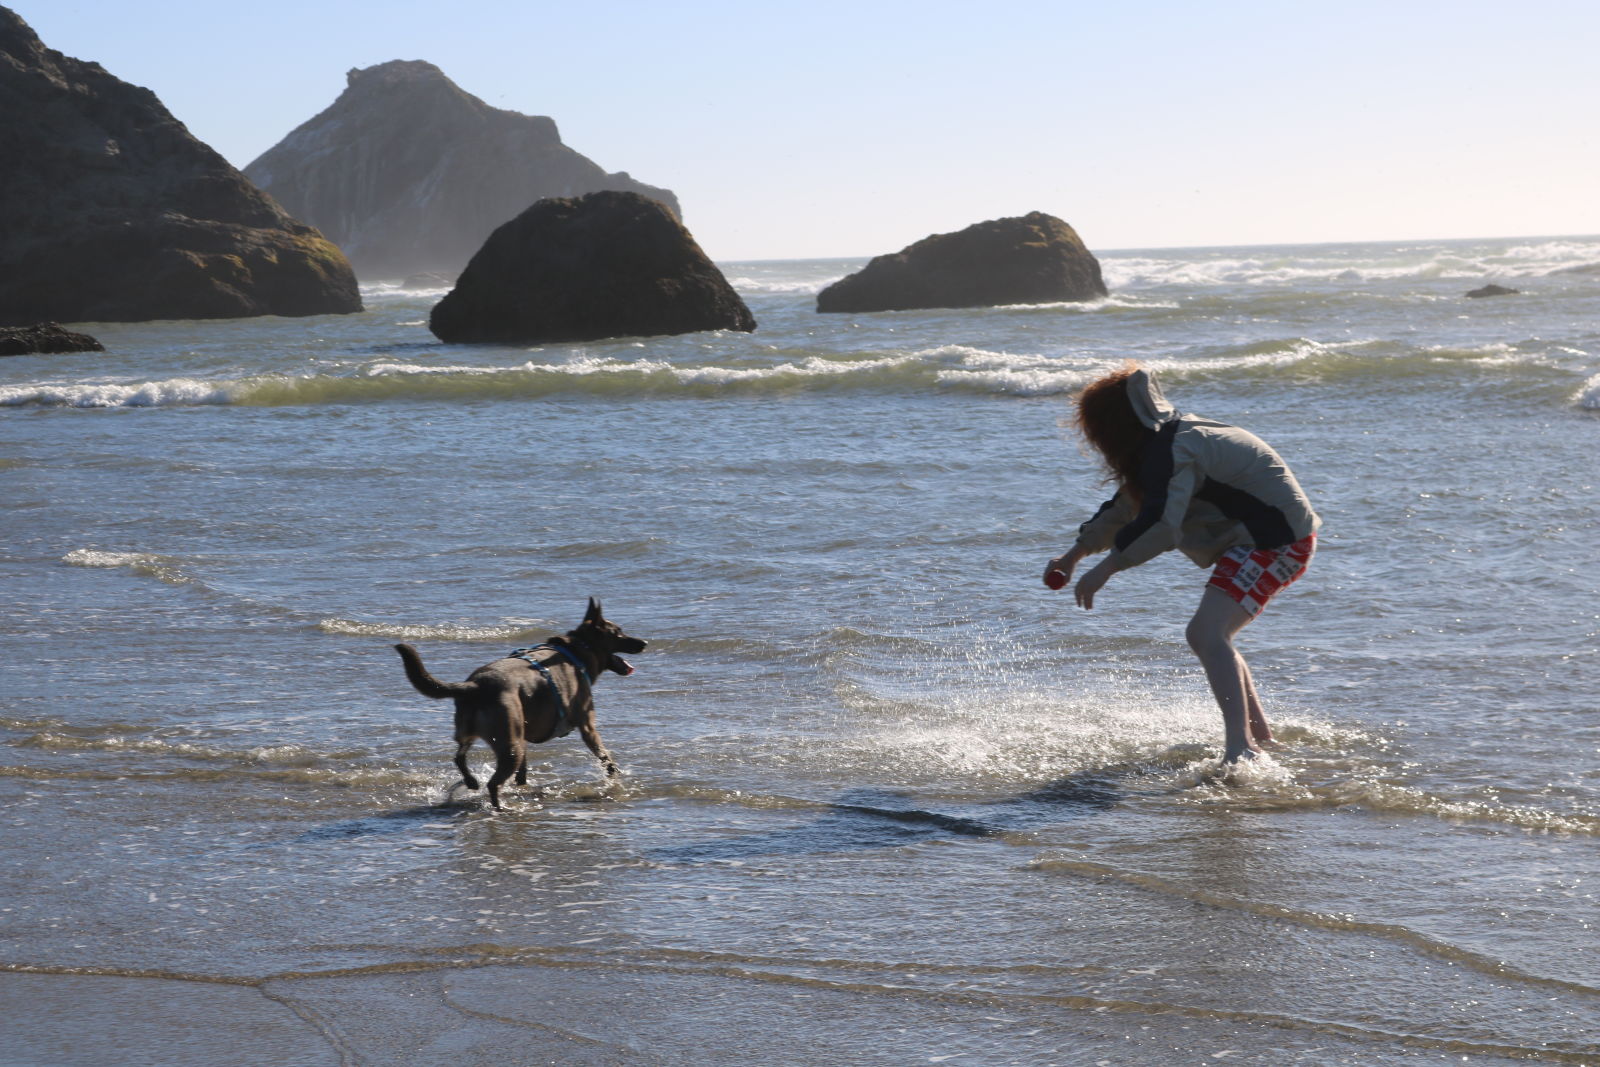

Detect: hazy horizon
[18,1,1600,262]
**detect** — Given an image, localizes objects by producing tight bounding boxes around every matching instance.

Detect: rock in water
[0,7,361,326]
[0,322,104,356]
[429,191,755,345]
[1465,284,1519,298]
[817,213,1107,313]
[245,61,682,281]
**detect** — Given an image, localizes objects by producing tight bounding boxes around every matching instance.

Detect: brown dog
[395,598,647,809]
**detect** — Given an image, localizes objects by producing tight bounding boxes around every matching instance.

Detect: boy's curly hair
[1074,362,1155,502]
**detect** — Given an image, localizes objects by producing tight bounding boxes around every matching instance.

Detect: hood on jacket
[1127,369,1177,430]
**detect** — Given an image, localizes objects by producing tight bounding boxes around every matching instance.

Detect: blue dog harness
[507,642,592,739]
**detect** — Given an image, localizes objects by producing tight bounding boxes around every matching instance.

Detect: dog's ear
[584,597,603,625]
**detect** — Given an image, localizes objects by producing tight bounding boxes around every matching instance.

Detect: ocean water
[2,235,1598,1065]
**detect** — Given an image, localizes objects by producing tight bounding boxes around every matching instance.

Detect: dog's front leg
[578,722,620,778]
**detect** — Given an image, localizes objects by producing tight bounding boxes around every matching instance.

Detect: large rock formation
[245,61,682,281]
[429,191,754,345]
[0,7,361,326]
[0,322,103,356]
[817,212,1107,313]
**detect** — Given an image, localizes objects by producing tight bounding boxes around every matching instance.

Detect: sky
[18,0,1600,261]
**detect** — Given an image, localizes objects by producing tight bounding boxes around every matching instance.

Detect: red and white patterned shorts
[1207,534,1316,617]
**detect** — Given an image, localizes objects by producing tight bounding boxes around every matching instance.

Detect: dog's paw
[462,775,481,790]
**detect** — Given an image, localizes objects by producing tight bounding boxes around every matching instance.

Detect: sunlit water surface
[3,236,1598,1065]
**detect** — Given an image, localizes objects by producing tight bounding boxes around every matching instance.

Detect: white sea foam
[0,324,1578,412]
[1158,337,1559,380]
[3,356,941,409]
[1161,338,1408,379]
[943,339,1367,393]
[1095,294,1180,311]
[980,295,1181,312]
[317,618,548,642]
[912,343,1021,364]
[361,280,452,298]
[1500,238,1600,270]
[676,354,916,385]
[722,259,859,296]
[1099,253,1385,288]
[1101,236,1600,288]
[935,366,1095,396]
[1576,371,1600,410]
[365,353,921,388]
[831,681,1228,785]
[726,274,843,295]
[62,548,161,568]
[1420,341,1532,367]
[900,344,1090,396]
[363,361,509,377]
[351,339,1554,402]
[0,377,237,408]
[60,549,192,584]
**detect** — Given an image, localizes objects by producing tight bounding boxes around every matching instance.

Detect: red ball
[1044,570,1067,590]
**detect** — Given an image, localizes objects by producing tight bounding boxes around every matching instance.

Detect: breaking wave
[4,338,1586,409]
[2,377,239,408]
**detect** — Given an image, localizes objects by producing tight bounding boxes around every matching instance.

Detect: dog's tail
[394,643,474,700]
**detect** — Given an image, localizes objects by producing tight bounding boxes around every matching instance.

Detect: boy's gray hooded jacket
[1073,370,1320,569]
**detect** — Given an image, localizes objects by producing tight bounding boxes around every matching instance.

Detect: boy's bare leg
[1238,654,1281,748]
[1186,587,1259,762]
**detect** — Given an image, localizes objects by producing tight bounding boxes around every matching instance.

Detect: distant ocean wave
[725,237,1600,293]
[7,338,1589,408]
[726,273,842,296]
[1101,236,1600,288]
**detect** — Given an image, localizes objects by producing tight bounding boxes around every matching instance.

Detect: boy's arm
[1073,493,1135,554]
[1045,493,1132,588]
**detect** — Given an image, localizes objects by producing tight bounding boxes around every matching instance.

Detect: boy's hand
[1043,547,1085,590]
[1074,557,1118,609]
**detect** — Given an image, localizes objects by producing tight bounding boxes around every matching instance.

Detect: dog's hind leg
[484,741,524,810]
[453,739,480,792]
[515,749,529,786]
[484,750,509,810]
[484,718,525,810]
